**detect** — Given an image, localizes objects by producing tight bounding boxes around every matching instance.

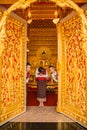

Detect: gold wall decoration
[27,27,57,77]
[36,46,52,60]
[57,5,87,128]
[0,7,27,126]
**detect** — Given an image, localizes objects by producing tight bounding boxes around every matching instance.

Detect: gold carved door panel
[0,7,27,126]
[57,7,87,128]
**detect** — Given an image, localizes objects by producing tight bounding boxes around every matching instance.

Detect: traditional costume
[35,67,48,106]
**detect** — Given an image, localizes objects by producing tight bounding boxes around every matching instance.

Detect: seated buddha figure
[39,51,49,68]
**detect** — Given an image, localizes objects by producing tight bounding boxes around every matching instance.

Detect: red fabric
[36,77,47,80]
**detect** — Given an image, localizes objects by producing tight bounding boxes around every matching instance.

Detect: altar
[27,46,58,93]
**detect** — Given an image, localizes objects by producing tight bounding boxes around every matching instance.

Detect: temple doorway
[26,2,58,106]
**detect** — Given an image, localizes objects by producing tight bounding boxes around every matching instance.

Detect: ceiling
[1,0,84,21]
[0,0,87,29]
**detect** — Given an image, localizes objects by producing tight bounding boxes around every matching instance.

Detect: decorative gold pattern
[0,9,26,125]
[36,47,52,60]
[58,10,87,128]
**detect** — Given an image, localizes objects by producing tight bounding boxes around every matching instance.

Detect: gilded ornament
[36,46,52,60]
[60,10,87,127]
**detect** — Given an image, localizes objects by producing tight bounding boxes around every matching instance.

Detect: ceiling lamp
[27,19,32,24]
[53,9,60,24]
[27,8,32,24]
[53,18,60,24]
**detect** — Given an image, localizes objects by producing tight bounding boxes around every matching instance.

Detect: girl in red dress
[36,67,48,106]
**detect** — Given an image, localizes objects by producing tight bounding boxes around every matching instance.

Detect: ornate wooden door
[57,5,87,128]
[0,6,27,126]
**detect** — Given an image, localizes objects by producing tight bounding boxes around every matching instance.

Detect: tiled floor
[0,107,86,130]
[11,106,74,122]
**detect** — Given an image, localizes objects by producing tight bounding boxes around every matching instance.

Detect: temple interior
[0,0,87,129]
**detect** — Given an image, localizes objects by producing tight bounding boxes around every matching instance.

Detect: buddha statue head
[41,51,46,60]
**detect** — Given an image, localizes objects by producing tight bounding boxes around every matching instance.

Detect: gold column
[0,42,5,119]
[85,59,87,122]
[82,40,87,121]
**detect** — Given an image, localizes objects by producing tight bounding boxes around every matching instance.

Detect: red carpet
[27,89,57,106]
